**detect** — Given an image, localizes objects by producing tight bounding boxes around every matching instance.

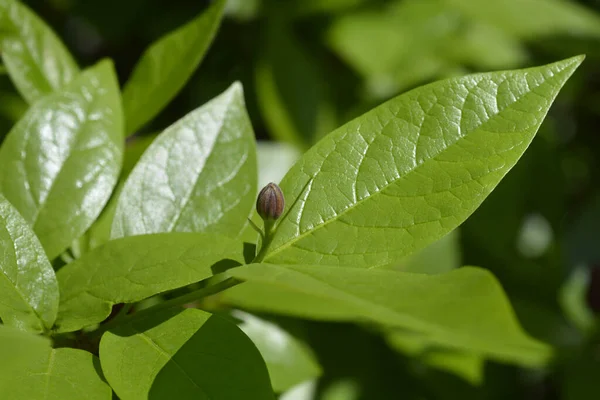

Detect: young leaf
[0,195,58,333]
[0,60,124,259]
[1,343,111,400]
[122,0,226,134]
[256,56,583,267]
[112,83,257,240]
[100,308,275,400]
[54,233,245,333]
[235,311,322,393]
[0,0,79,103]
[221,264,551,367]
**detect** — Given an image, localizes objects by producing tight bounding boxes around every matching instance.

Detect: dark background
[3,0,600,398]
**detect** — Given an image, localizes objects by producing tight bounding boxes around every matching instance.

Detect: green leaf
[0,60,124,260]
[235,311,322,393]
[100,308,275,400]
[256,56,583,267]
[0,0,79,103]
[122,0,226,134]
[0,324,51,373]
[54,233,245,333]
[1,342,111,400]
[112,83,257,239]
[0,194,58,332]
[221,264,551,366]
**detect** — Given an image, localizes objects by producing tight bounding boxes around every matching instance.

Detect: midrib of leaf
[263,65,569,263]
[125,6,222,132]
[134,326,210,399]
[42,349,56,400]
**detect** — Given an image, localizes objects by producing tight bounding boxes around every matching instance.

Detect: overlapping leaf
[0,60,123,259]
[112,83,257,239]
[255,56,583,267]
[0,0,79,103]
[0,195,58,332]
[221,264,551,366]
[122,0,226,133]
[54,233,245,333]
[100,308,274,400]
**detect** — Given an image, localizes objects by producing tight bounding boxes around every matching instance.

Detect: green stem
[253,219,275,263]
[88,277,242,338]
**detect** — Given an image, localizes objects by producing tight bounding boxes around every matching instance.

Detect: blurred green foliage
[2,0,600,398]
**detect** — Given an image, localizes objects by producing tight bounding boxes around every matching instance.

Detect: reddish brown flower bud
[256,183,285,221]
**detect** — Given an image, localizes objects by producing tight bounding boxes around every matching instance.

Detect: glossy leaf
[256,56,583,267]
[221,264,551,366]
[0,60,123,259]
[100,308,275,400]
[54,233,245,333]
[112,83,257,239]
[1,344,110,400]
[0,194,58,332]
[0,0,79,103]
[235,311,322,393]
[122,0,226,133]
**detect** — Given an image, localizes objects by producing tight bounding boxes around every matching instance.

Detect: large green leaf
[1,343,110,400]
[0,195,58,332]
[100,308,275,400]
[122,0,226,133]
[54,233,245,333]
[235,311,322,393]
[0,0,79,103]
[255,56,583,267]
[112,83,257,239]
[0,60,123,259]
[221,264,551,366]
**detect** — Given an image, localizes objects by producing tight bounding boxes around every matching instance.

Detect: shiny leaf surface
[112,83,256,239]
[0,60,123,259]
[0,0,79,103]
[0,195,58,332]
[257,57,582,267]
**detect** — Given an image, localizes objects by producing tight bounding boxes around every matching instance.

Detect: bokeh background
[3,0,600,398]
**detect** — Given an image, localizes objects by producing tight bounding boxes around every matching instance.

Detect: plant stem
[252,219,275,263]
[89,277,242,338]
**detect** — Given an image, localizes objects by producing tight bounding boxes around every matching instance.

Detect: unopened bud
[257,183,285,221]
